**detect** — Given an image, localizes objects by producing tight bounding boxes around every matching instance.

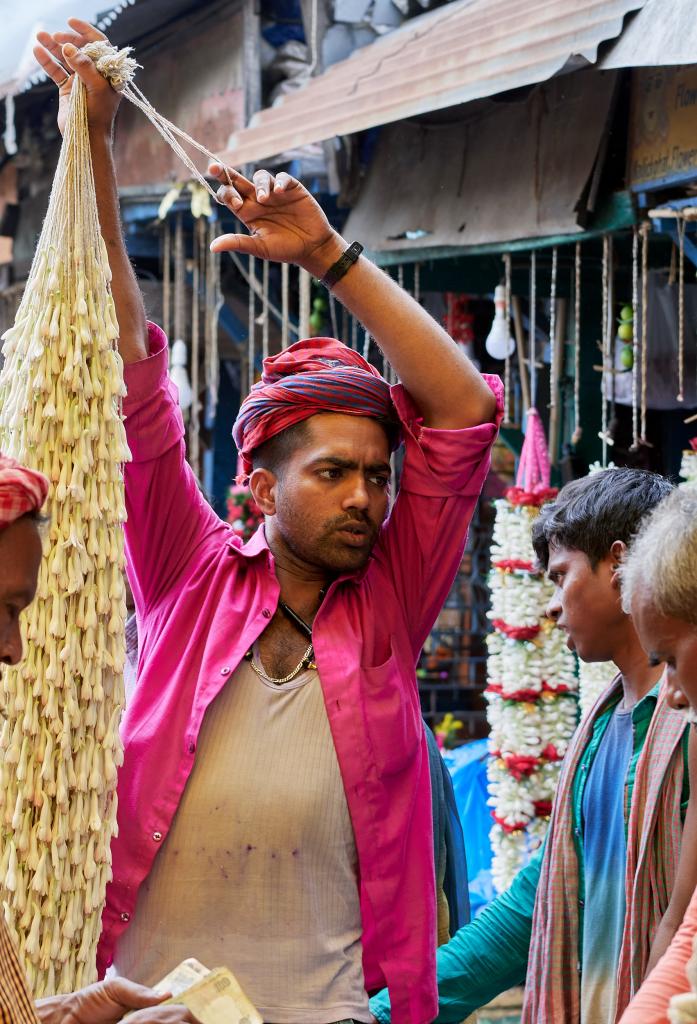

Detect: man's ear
[609,539,628,588]
[249,467,277,516]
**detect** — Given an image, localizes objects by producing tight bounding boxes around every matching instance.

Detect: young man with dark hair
[371,467,697,1024]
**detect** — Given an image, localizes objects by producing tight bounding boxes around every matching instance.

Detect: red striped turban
[0,454,49,528]
[233,337,396,477]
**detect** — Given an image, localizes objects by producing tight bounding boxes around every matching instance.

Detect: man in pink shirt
[38,19,500,1024]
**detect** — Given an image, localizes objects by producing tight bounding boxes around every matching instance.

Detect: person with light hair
[620,488,697,1024]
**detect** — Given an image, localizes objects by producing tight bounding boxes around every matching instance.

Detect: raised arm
[209,165,496,429]
[34,18,149,364]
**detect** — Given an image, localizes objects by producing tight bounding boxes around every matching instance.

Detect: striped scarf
[0,453,48,527]
[232,337,396,477]
[522,677,687,1024]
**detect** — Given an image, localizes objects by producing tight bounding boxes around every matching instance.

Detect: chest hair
[257,612,313,678]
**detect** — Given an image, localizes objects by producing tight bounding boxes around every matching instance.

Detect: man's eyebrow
[310,455,391,473]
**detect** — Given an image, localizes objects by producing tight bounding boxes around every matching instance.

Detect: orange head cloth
[0,453,49,528]
[232,337,397,478]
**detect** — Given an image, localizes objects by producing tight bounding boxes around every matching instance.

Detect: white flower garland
[486,493,579,892]
[680,449,697,490]
[578,659,619,717]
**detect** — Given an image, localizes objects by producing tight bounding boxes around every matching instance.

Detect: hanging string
[572,242,582,445]
[677,217,686,403]
[281,262,290,350]
[299,268,312,338]
[529,251,537,408]
[503,253,513,424]
[229,251,298,340]
[631,226,640,449]
[548,248,561,465]
[162,220,171,340]
[640,223,649,440]
[600,234,611,466]
[351,318,358,351]
[173,212,184,344]
[206,219,222,417]
[548,247,558,413]
[262,260,270,361]
[329,294,339,340]
[190,221,201,477]
[307,0,321,76]
[363,330,371,362]
[78,39,235,205]
[248,255,256,395]
[414,263,421,303]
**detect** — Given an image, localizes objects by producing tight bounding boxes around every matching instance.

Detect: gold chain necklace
[246,642,316,685]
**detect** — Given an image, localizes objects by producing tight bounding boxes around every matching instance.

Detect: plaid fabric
[522,677,687,1024]
[0,454,48,528]
[615,691,687,1013]
[232,337,395,477]
[0,918,37,1024]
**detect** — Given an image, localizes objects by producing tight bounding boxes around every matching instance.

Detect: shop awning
[600,0,697,69]
[343,69,620,255]
[222,0,646,166]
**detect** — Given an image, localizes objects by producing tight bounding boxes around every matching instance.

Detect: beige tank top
[113,656,370,1024]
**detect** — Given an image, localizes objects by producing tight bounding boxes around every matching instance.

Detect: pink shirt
[97,324,503,1024]
[620,882,697,1024]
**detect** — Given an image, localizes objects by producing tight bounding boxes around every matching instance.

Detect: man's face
[631,592,697,717]
[545,544,624,663]
[267,413,391,575]
[0,516,42,666]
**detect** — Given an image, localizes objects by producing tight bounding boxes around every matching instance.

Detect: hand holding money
[150,960,263,1024]
[36,977,201,1024]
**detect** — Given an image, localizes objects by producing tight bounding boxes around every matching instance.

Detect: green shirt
[370,683,689,1024]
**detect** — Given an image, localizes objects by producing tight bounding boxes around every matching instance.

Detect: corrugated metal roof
[344,70,618,253]
[223,0,647,166]
[600,0,697,69]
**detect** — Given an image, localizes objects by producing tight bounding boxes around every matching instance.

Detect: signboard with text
[628,66,697,190]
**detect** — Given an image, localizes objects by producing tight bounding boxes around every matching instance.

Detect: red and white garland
[486,412,578,892]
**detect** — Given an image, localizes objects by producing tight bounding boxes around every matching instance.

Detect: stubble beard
[279,510,382,575]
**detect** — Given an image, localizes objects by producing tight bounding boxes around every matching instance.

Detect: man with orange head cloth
[33,19,501,1024]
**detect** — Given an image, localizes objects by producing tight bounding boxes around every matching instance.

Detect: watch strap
[321,241,364,290]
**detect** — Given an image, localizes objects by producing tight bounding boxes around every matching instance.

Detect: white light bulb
[169,339,193,410]
[485,285,515,360]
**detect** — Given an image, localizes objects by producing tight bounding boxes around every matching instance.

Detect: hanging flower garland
[226,482,264,542]
[486,411,578,892]
[681,438,697,490]
[578,660,619,718]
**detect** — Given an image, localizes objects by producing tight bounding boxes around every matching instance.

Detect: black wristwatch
[321,241,364,290]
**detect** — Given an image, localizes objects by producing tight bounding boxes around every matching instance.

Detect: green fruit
[620,345,634,370]
[313,296,328,312]
[619,304,634,323]
[309,310,323,331]
[618,322,634,341]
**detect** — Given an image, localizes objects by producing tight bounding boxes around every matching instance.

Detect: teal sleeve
[369,847,543,1024]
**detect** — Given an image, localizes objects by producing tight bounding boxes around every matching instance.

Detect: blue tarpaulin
[442,740,495,917]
